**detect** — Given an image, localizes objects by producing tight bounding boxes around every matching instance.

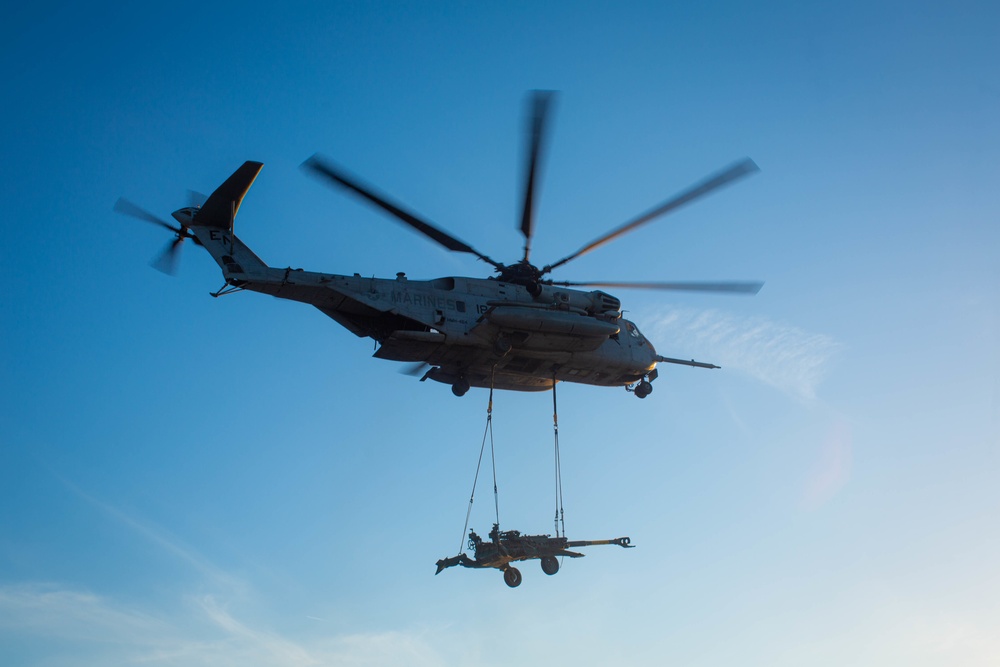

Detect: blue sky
[2,1,998,665]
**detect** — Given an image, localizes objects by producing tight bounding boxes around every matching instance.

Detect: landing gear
[634,380,653,399]
[452,377,470,397]
[540,556,559,575]
[503,566,522,588]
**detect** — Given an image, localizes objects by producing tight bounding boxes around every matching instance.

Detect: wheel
[634,380,652,399]
[503,566,522,588]
[540,556,559,575]
[451,378,470,397]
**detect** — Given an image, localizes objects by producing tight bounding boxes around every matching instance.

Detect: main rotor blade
[547,279,764,294]
[302,155,502,269]
[113,198,181,234]
[401,362,430,377]
[519,90,555,262]
[543,158,759,274]
[150,237,184,276]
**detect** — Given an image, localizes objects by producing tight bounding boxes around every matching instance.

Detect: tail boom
[184,161,269,278]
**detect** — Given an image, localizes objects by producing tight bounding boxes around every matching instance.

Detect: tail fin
[193,161,263,229]
[189,161,268,277]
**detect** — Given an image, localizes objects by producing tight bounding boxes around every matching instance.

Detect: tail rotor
[113,197,201,275]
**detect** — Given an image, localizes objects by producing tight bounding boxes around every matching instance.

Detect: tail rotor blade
[150,237,184,276]
[114,197,181,234]
[118,195,202,276]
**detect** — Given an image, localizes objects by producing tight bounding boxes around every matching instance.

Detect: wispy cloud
[802,419,853,509]
[196,595,320,666]
[0,583,164,641]
[647,307,843,401]
[1,480,455,667]
[0,583,454,667]
[51,474,248,596]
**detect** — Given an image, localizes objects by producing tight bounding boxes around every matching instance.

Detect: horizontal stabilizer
[194,161,263,228]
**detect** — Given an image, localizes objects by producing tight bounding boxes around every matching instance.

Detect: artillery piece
[436,524,634,587]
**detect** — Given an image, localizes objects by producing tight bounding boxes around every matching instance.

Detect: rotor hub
[497,260,542,285]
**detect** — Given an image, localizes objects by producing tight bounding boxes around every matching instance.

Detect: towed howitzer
[435,523,634,587]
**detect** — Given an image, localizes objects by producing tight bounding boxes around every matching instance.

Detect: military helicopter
[115,92,762,398]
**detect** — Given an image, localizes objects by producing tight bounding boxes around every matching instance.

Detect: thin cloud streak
[0,583,453,667]
[198,595,320,666]
[0,583,164,640]
[5,478,453,666]
[802,419,853,509]
[50,473,248,597]
[649,308,843,401]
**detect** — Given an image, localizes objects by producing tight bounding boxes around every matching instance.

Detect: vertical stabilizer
[187,161,268,277]
[193,161,263,229]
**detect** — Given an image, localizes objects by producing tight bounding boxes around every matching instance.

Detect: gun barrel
[565,536,633,548]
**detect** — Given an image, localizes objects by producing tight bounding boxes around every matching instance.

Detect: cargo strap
[552,372,566,538]
[458,366,501,555]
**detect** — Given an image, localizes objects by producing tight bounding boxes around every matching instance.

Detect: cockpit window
[625,321,643,340]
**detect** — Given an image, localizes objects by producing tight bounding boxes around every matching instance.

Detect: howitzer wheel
[541,556,559,575]
[503,566,522,588]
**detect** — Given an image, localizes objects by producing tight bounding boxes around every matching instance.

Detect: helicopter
[115,92,762,399]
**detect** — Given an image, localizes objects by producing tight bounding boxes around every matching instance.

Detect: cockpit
[624,320,646,344]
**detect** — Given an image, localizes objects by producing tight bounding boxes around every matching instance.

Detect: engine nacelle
[533,286,621,316]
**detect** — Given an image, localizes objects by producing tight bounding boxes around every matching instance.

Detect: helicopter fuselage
[215,255,659,393]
